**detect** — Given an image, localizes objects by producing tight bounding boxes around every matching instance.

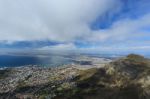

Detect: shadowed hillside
[54,54,150,99]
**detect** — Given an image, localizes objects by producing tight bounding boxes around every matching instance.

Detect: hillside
[0,54,150,99]
[54,54,150,99]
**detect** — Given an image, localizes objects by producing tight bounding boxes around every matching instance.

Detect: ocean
[0,55,74,68]
[0,53,147,68]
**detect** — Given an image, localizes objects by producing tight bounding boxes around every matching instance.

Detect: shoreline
[0,61,110,94]
[0,54,150,99]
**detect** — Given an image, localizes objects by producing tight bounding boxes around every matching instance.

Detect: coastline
[1,54,149,99]
[0,58,111,94]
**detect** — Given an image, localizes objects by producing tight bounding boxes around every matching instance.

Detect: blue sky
[0,0,150,55]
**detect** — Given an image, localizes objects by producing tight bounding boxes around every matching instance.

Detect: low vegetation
[0,54,150,99]
[54,54,150,99]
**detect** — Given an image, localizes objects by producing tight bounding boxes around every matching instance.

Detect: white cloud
[38,43,76,51]
[0,0,118,42]
[88,13,150,42]
[76,45,150,54]
[0,0,150,53]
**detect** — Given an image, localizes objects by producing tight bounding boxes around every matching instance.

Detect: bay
[0,55,74,67]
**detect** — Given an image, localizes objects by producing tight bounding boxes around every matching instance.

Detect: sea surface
[0,53,148,68]
[0,55,74,68]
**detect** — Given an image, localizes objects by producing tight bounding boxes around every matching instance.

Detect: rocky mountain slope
[54,54,150,99]
[0,54,150,99]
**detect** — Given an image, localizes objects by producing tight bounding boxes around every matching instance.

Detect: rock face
[0,54,150,99]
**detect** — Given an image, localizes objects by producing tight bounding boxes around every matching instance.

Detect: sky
[0,0,150,55]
